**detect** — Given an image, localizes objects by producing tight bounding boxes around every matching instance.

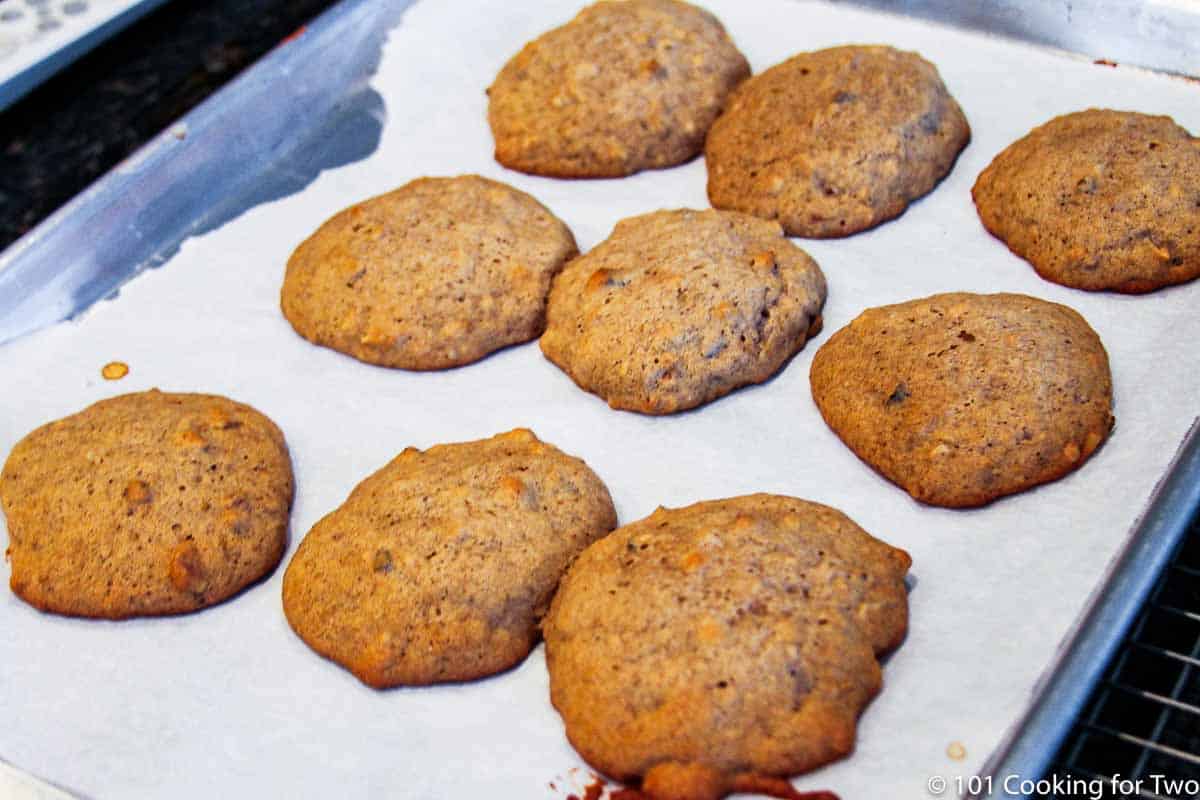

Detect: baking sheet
[1,1,1198,797]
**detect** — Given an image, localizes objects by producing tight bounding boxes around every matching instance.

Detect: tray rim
[0,0,176,113]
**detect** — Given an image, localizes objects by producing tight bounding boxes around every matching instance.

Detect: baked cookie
[540,209,826,414]
[282,429,616,688]
[706,45,970,238]
[810,293,1114,508]
[487,0,749,178]
[0,390,294,618]
[972,109,1200,293]
[544,494,911,800]
[281,175,577,369]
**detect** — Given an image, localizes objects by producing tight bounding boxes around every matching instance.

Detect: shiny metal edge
[970,419,1200,799]
[0,0,414,345]
[0,0,176,114]
[831,0,1200,78]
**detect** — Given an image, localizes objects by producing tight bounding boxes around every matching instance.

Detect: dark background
[0,0,341,251]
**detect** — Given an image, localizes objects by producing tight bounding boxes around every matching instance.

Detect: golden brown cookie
[972,109,1200,293]
[543,494,911,800]
[282,429,616,688]
[487,0,749,178]
[0,390,294,619]
[540,209,826,414]
[706,45,970,238]
[280,175,577,369]
[810,293,1114,508]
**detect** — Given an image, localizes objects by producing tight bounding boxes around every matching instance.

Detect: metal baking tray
[0,0,414,345]
[0,0,175,113]
[1,1,1198,798]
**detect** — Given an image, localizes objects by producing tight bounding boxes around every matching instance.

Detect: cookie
[705,45,970,238]
[543,494,911,800]
[1,390,294,618]
[281,175,578,369]
[540,209,826,414]
[972,109,1200,293]
[487,0,749,178]
[282,429,616,688]
[809,293,1114,508]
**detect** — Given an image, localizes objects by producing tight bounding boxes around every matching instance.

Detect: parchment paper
[2,1,1198,797]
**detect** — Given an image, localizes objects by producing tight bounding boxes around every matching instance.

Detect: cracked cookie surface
[488,0,749,178]
[972,109,1200,293]
[540,209,826,414]
[281,175,577,369]
[810,293,1114,508]
[543,493,911,800]
[282,429,616,687]
[705,45,969,238]
[1,390,294,618]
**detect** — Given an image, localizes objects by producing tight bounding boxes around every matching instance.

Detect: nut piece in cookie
[972,109,1200,293]
[543,494,911,800]
[281,429,616,687]
[810,293,1114,508]
[0,390,294,618]
[281,175,577,369]
[488,0,749,178]
[706,45,969,238]
[540,208,827,414]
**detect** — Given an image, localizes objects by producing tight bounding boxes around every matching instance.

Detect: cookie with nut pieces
[706,45,969,237]
[488,0,749,178]
[282,429,616,688]
[1,390,294,618]
[543,493,911,800]
[540,208,827,414]
[809,293,1114,507]
[972,109,1200,293]
[281,175,578,369]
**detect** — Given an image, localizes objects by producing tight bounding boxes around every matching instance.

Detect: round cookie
[543,494,911,800]
[282,429,616,688]
[0,390,294,619]
[705,45,970,238]
[487,0,749,178]
[540,209,827,414]
[972,109,1200,293]
[280,175,577,369]
[810,293,1114,508]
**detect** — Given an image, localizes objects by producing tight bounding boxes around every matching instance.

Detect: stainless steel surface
[0,0,176,113]
[834,0,1200,78]
[971,421,1200,799]
[0,0,410,346]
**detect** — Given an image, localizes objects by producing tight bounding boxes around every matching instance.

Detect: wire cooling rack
[1042,518,1200,799]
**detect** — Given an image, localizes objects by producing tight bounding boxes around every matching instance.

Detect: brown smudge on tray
[1094,58,1118,68]
[566,774,605,800]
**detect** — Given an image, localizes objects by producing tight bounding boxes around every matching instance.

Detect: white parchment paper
[2,1,1199,797]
